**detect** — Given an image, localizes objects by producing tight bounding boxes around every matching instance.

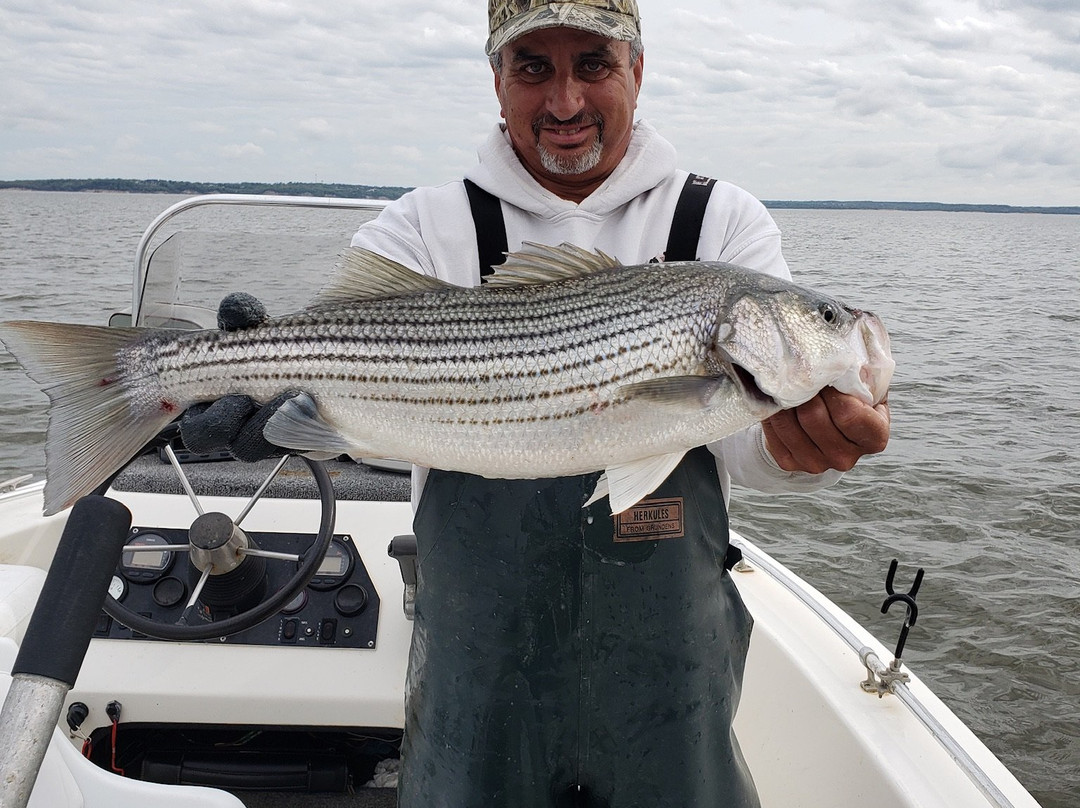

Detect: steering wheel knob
[190,512,248,575]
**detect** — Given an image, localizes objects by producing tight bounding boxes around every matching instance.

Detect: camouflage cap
[486,0,641,56]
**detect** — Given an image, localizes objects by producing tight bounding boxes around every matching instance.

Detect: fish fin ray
[484,242,622,287]
[617,375,729,410]
[312,248,452,306]
[263,393,361,455]
[591,451,687,515]
[0,321,178,515]
[584,473,610,508]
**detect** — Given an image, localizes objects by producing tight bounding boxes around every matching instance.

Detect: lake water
[0,188,1077,806]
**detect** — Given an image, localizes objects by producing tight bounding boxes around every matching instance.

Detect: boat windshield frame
[129,194,389,326]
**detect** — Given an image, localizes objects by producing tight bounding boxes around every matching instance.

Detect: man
[349,2,889,806]
[185,1,889,805]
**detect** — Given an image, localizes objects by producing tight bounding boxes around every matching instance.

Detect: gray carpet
[233,789,397,808]
[112,454,411,502]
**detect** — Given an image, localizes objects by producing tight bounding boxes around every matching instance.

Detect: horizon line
[1,178,1076,214]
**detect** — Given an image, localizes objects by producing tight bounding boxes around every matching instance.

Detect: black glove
[216,291,269,332]
[178,293,292,463]
[180,391,300,462]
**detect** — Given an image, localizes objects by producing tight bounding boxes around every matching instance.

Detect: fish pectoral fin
[312,248,452,306]
[484,242,622,287]
[263,393,358,455]
[586,451,688,515]
[617,375,729,411]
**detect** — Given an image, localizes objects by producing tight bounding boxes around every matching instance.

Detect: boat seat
[0,564,47,644]
[0,639,245,808]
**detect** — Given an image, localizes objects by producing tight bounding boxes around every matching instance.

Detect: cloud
[10,145,93,164]
[924,15,998,49]
[220,142,266,159]
[298,118,335,139]
[190,121,230,135]
[113,134,140,152]
[0,0,1077,204]
[389,145,425,164]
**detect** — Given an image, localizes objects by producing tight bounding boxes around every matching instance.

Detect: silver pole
[0,674,71,808]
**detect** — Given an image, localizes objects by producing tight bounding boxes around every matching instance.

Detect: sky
[2,0,1078,206]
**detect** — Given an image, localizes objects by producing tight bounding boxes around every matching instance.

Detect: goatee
[532,113,604,176]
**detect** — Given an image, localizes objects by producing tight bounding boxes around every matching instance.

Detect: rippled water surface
[0,190,1077,806]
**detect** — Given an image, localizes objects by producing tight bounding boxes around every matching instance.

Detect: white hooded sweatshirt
[351,121,841,503]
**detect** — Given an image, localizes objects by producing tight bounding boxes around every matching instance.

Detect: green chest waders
[399,446,759,808]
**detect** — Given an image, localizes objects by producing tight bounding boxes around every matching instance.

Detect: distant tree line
[0,178,411,200]
[0,179,1076,214]
[761,199,1080,215]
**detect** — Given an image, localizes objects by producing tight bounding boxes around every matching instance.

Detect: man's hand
[180,391,299,462]
[216,291,269,332]
[177,292,294,463]
[762,387,891,474]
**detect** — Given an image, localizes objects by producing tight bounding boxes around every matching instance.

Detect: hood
[464,119,678,218]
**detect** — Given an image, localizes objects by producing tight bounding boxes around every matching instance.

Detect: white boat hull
[0,478,1040,807]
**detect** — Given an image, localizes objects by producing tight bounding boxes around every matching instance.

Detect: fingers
[230,391,299,462]
[763,399,850,474]
[217,292,269,332]
[179,389,301,462]
[830,390,890,454]
[762,388,891,474]
[179,396,258,455]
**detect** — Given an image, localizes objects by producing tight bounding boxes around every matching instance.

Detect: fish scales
[139,265,719,440]
[110,267,718,482]
[148,271,680,371]
[0,243,894,514]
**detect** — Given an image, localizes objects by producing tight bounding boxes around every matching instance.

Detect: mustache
[531,112,605,140]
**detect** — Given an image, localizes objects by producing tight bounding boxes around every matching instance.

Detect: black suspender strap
[463,179,508,281]
[664,173,716,262]
[464,172,718,277]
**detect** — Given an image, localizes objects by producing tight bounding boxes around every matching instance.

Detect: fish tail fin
[0,321,180,516]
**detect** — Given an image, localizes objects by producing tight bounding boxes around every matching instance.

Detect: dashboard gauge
[120,532,174,583]
[306,538,354,590]
[281,589,308,614]
[108,575,127,601]
[152,577,187,608]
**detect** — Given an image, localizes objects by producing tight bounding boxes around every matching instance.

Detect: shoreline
[1,180,1076,215]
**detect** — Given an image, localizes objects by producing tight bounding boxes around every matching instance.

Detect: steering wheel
[94,425,336,641]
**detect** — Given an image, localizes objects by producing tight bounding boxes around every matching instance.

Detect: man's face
[493,27,643,201]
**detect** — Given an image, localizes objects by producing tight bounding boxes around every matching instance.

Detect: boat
[0,194,1042,808]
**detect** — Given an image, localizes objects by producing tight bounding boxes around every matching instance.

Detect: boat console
[96,455,409,651]
[68,451,415,795]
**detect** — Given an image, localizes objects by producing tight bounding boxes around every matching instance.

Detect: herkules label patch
[613,497,685,542]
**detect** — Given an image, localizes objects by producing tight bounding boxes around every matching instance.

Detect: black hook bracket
[881,558,924,661]
[860,558,925,697]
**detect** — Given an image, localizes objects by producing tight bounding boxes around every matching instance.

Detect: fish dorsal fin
[484,242,622,287]
[313,248,452,306]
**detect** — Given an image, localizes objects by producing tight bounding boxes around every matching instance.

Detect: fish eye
[818,302,841,324]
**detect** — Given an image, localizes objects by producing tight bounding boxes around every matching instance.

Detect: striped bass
[0,243,894,516]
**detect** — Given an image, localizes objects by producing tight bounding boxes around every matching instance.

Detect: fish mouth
[723,357,778,413]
